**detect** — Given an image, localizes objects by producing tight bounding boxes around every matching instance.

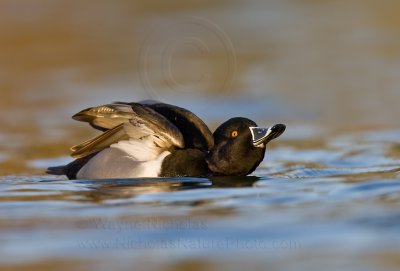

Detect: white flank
[76,137,171,179]
[110,137,161,161]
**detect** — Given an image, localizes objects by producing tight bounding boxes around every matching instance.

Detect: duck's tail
[46,152,99,180]
[46,166,66,175]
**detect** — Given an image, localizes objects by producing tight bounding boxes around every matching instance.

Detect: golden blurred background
[1,0,400,174]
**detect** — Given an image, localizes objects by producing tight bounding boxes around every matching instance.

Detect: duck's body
[47,101,285,179]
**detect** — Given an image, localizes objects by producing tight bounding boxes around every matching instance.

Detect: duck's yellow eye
[231,130,238,138]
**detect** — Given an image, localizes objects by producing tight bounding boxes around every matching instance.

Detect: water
[1,1,400,270]
[1,128,400,271]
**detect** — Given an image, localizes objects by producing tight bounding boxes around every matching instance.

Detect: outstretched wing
[73,100,214,152]
[70,103,184,158]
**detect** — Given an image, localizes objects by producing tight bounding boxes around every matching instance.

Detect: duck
[47,101,286,179]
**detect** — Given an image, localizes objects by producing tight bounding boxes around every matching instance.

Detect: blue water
[1,128,400,271]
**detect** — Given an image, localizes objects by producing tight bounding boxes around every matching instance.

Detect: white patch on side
[76,148,171,179]
[110,137,161,161]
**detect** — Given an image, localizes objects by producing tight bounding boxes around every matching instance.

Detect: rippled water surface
[1,0,400,271]
[1,128,400,271]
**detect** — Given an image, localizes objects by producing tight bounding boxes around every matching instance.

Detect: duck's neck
[205,145,267,176]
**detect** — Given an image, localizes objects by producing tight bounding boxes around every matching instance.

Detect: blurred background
[1,0,400,174]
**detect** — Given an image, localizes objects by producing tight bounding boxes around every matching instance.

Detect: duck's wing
[146,102,214,151]
[72,102,137,131]
[74,101,214,151]
[70,103,184,158]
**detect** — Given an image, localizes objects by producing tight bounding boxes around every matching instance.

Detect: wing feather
[72,103,135,131]
[71,124,128,158]
[147,103,214,151]
[70,103,184,158]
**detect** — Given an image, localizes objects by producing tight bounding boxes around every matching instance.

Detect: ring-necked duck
[47,101,285,179]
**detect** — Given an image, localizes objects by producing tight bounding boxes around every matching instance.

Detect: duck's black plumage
[47,101,285,179]
[205,117,266,176]
[159,149,210,177]
[146,102,214,151]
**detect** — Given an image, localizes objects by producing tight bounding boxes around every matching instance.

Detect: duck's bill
[249,124,286,147]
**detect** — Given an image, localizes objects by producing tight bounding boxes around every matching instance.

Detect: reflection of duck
[76,177,261,202]
[48,101,285,179]
[78,179,209,201]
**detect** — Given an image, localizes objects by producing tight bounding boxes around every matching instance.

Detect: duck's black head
[206,117,285,176]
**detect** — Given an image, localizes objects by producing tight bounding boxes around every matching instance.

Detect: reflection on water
[1,0,400,270]
[1,130,400,271]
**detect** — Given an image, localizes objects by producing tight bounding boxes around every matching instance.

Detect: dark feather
[147,102,214,151]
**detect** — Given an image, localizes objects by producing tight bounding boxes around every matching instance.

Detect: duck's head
[206,117,285,176]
